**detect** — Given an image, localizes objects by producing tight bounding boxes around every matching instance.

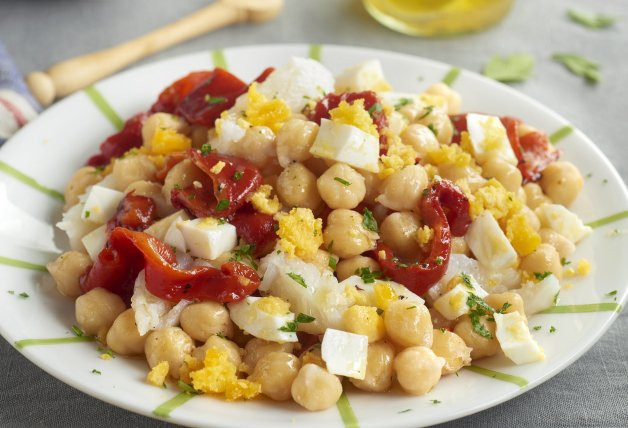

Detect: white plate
[0,44,626,428]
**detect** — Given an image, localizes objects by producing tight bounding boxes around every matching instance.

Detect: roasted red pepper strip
[519,131,560,182]
[86,112,147,167]
[80,228,260,303]
[230,203,278,258]
[106,192,157,233]
[171,149,262,218]
[150,71,215,114]
[376,180,471,296]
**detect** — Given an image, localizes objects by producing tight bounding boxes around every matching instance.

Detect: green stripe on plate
[309,44,322,62]
[212,49,228,69]
[549,125,574,144]
[586,211,628,228]
[442,67,461,86]
[540,303,621,314]
[464,365,528,387]
[0,161,64,202]
[84,86,124,130]
[15,336,95,349]
[337,392,359,428]
[153,392,196,418]
[0,255,47,272]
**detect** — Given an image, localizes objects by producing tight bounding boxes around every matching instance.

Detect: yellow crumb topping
[252,296,291,315]
[378,133,418,179]
[245,82,291,133]
[146,361,169,387]
[276,208,323,260]
[247,184,281,215]
[329,99,378,137]
[150,128,192,155]
[506,212,541,256]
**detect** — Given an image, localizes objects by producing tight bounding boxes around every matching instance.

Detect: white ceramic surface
[0,44,626,428]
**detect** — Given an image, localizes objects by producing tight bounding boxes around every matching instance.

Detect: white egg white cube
[535,203,592,244]
[466,113,517,165]
[309,119,380,173]
[378,92,421,110]
[163,214,187,253]
[228,296,298,343]
[494,311,544,365]
[176,218,237,260]
[81,185,124,224]
[321,328,368,379]
[433,283,472,320]
[334,59,390,92]
[81,225,108,261]
[56,203,99,252]
[338,275,425,306]
[466,211,518,271]
[513,274,560,315]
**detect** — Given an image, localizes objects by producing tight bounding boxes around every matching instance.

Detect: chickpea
[343,305,385,343]
[387,110,407,136]
[112,155,157,190]
[451,236,469,255]
[380,212,421,260]
[481,157,522,193]
[236,126,276,169]
[336,256,380,281]
[453,316,499,359]
[376,165,428,211]
[361,171,381,205]
[299,346,325,368]
[485,292,526,321]
[428,308,453,331]
[539,228,575,259]
[401,123,440,159]
[193,335,242,368]
[349,341,395,392]
[384,300,433,348]
[291,364,343,411]
[520,205,541,231]
[161,159,206,205]
[187,124,209,148]
[431,329,472,375]
[145,327,194,379]
[399,104,420,122]
[424,82,462,115]
[276,162,322,210]
[317,163,366,209]
[539,161,583,206]
[523,182,550,210]
[310,249,338,273]
[124,180,172,218]
[47,251,92,298]
[64,166,102,210]
[180,302,235,343]
[141,112,186,147]
[276,118,318,167]
[415,108,453,145]
[323,209,378,259]
[520,243,562,279]
[242,338,294,374]
[249,352,301,401]
[394,346,444,395]
[75,288,126,342]
[105,309,146,356]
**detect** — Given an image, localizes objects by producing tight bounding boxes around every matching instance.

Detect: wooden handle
[26,0,283,107]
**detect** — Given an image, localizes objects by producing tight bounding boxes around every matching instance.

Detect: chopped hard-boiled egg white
[466,211,518,271]
[176,218,237,260]
[321,328,368,379]
[334,59,391,93]
[56,202,99,252]
[162,213,188,253]
[309,119,380,173]
[432,272,487,320]
[338,275,424,308]
[228,296,298,343]
[513,273,560,315]
[378,92,421,110]
[494,311,544,365]
[81,224,107,261]
[211,112,249,156]
[465,113,517,165]
[80,185,124,224]
[535,203,592,244]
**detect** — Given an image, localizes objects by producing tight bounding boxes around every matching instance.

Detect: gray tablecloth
[0,0,626,426]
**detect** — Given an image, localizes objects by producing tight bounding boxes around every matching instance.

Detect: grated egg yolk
[247,184,281,215]
[415,225,434,249]
[426,143,473,169]
[576,259,592,276]
[150,128,191,155]
[419,93,448,110]
[329,99,378,137]
[469,178,522,220]
[276,208,323,260]
[245,82,291,133]
[252,296,291,315]
[506,212,541,256]
[378,133,418,179]
[479,115,508,151]
[373,282,397,310]
[146,361,169,387]
[198,217,221,228]
[179,354,203,384]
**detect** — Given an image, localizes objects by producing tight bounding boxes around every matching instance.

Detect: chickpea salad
[47,57,593,411]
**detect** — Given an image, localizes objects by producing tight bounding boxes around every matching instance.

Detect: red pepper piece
[450,114,467,145]
[519,131,559,183]
[254,67,275,83]
[376,180,471,296]
[171,149,262,218]
[150,71,215,114]
[81,228,260,303]
[230,203,278,258]
[86,112,147,167]
[155,151,187,182]
[106,192,157,233]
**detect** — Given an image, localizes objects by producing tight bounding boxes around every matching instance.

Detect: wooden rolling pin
[25,0,284,107]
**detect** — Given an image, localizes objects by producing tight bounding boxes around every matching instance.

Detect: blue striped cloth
[0,42,41,146]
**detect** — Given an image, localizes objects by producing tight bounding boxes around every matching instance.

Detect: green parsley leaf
[533,325,542,331]
[218,218,227,225]
[417,105,434,120]
[295,313,316,324]
[355,267,383,284]
[91,165,105,175]
[328,256,337,270]
[7,290,14,295]
[327,240,334,251]
[534,271,552,281]
[230,243,258,270]
[97,347,115,358]
[483,53,534,82]
[460,272,474,289]
[287,272,307,288]
[430,399,442,404]
[466,293,495,339]
[552,53,600,83]
[394,98,413,110]
[178,380,198,395]
[18,292,29,298]
[553,291,560,305]
[549,326,556,333]
[187,193,196,201]
[215,199,229,211]
[376,308,384,315]
[362,207,378,232]
[435,256,444,266]
[84,210,91,219]
[216,332,226,339]
[427,123,438,136]
[232,171,243,181]
[71,325,84,337]
[204,94,227,105]
[398,409,412,414]
[200,143,212,156]
[605,290,618,297]
[495,302,512,314]
[560,257,572,266]
[368,103,382,114]
[91,369,101,375]
[334,177,351,186]
[279,321,298,332]
[567,9,615,29]
[406,305,417,310]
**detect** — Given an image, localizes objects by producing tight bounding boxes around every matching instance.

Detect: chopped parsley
[218,218,227,225]
[439,328,446,333]
[7,290,14,295]
[333,177,351,186]
[327,240,334,251]
[483,53,535,83]
[495,302,512,314]
[427,123,438,136]
[602,178,608,184]
[533,325,542,331]
[216,332,226,339]
[362,207,378,232]
[552,53,600,83]
[18,292,29,298]
[84,210,91,219]
[91,165,105,175]
[230,243,258,269]
[232,171,243,181]
[368,103,382,114]
[287,272,307,288]
[355,267,383,284]
[398,409,412,414]
[460,272,474,289]
[561,257,572,266]
[328,256,337,270]
[295,313,316,324]
[187,193,196,201]
[466,293,496,339]
[97,347,115,358]
[200,143,212,156]
[406,305,417,310]
[178,380,198,395]
[394,98,413,110]
[534,271,552,281]
[605,290,618,297]
[567,9,615,29]
[215,199,229,211]
[204,94,227,105]
[91,369,101,375]
[552,291,560,305]
[430,399,442,404]
[434,256,444,266]
[549,326,557,333]
[279,313,315,332]
[417,105,434,120]
[376,308,384,315]
[71,325,84,337]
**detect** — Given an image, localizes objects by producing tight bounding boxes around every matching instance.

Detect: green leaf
[204,94,227,105]
[71,325,84,337]
[177,380,198,395]
[328,256,337,270]
[334,177,351,186]
[552,53,600,83]
[483,53,534,83]
[200,143,212,156]
[232,171,243,181]
[215,199,229,211]
[295,313,316,324]
[567,9,615,29]
[394,98,413,110]
[91,369,102,375]
[533,271,552,281]
[362,208,378,232]
[368,103,382,114]
[230,243,258,270]
[279,321,298,332]
[287,272,307,288]
[355,267,383,284]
